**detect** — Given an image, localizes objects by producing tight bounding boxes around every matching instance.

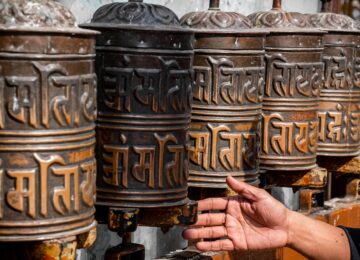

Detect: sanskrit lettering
[103,57,192,113]
[262,113,317,155]
[101,133,187,189]
[354,57,360,88]
[193,57,264,105]
[323,49,352,90]
[1,154,96,219]
[0,62,97,129]
[188,124,257,171]
[265,53,323,97]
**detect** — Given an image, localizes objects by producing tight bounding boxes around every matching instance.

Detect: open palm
[183,176,290,252]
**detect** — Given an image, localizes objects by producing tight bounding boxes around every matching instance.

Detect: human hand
[182,176,291,252]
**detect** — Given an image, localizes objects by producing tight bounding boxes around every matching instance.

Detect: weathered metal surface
[82,0,194,208]
[346,178,360,198]
[77,227,97,249]
[137,200,197,227]
[299,189,325,214]
[307,12,360,157]
[105,243,145,260]
[0,236,78,260]
[261,167,328,188]
[108,208,139,236]
[249,0,325,171]
[318,155,360,174]
[0,0,98,242]
[180,0,267,188]
[249,0,307,28]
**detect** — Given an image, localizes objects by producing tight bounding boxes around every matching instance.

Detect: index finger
[198,197,229,211]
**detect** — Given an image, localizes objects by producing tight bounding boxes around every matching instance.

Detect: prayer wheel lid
[307,12,356,32]
[248,0,322,34]
[0,0,97,34]
[180,0,266,34]
[87,0,185,32]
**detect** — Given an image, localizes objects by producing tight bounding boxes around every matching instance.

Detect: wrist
[285,209,299,248]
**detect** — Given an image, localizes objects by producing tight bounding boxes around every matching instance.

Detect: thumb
[226,176,263,201]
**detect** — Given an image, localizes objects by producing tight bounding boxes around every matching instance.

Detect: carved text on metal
[0,62,97,129]
[318,106,360,143]
[188,124,257,171]
[265,54,323,97]
[262,113,318,155]
[323,50,352,90]
[193,57,264,105]
[103,57,192,113]
[1,155,96,219]
[102,133,187,189]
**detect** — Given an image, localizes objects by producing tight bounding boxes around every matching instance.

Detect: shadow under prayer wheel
[307,12,360,156]
[0,0,98,241]
[82,0,194,207]
[248,0,325,171]
[181,0,267,188]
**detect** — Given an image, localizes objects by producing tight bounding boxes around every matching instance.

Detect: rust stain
[8,153,31,167]
[68,149,94,163]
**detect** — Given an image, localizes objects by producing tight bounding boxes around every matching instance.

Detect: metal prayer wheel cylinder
[82,1,194,207]
[307,13,360,156]
[0,0,98,241]
[181,0,267,187]
[249,0,325,171]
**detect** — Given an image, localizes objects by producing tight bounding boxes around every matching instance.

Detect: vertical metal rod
[272,0,282,10]
[326,171,333,201]
[209,0,220,10]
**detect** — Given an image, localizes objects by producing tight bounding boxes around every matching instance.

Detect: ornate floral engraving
[91,1,180,26]
[307,13,355,30]
[248,10,307,28]
[181,10,252,29]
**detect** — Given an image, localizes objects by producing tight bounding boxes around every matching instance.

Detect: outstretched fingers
[183,226,228,240]
[198,197,229,211]
[196,239,235,251]
[226,176,264,201]
[195,213,226,226]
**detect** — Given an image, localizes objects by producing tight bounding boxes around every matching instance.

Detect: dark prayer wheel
[0,0,98,241]
[307,13,360,156]
[82,1,194,207]
[181,0,267,187]
[248,0,325,171]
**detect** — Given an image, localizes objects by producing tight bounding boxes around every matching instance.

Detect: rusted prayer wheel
[0,0,98,241]
[181,0,267,187]
[82,1,194,207]
[307,11,359,156]
[248,0,325,171]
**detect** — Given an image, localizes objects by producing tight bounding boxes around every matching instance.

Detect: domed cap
[91,0,180,28]
[248,0,306,28]
[0,0,77,30]
[180,0,253,30]
[307,12,355,30]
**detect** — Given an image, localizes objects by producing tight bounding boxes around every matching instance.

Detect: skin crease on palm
[182,176,351,260]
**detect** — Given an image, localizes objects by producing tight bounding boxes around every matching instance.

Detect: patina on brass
[180,0,267,188]
[307,11,359,157]
[82,0,194,208]
[248,0,325,171]
[0,0,98,242]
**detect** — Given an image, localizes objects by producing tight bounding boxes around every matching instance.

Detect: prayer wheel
[181,0,267,187]
[0,0,98,241]
[249,0,325,171]
[83,0,194,207]
[307,12,360,156]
